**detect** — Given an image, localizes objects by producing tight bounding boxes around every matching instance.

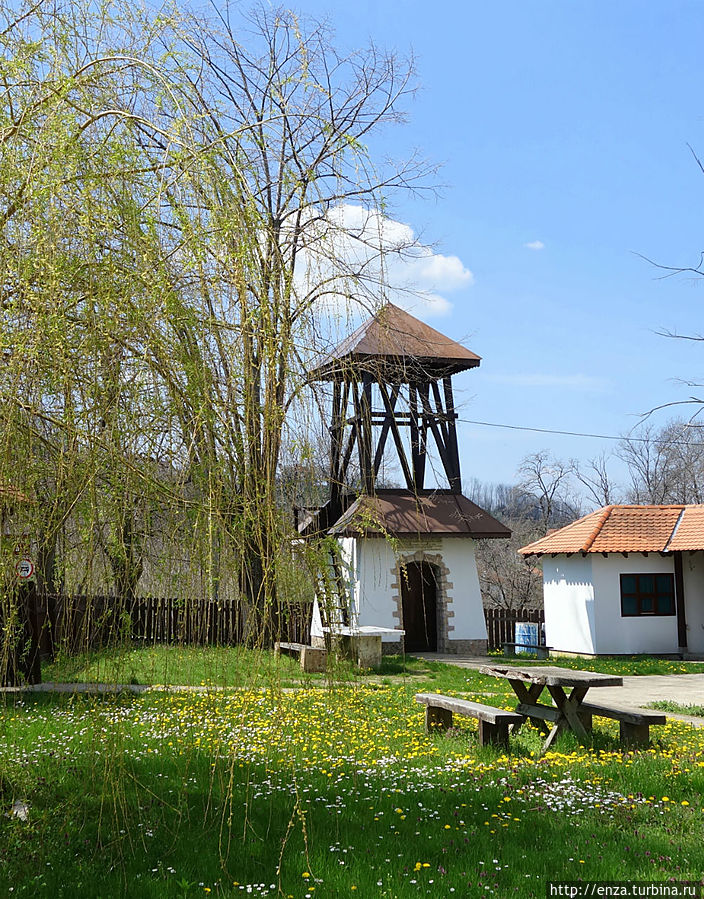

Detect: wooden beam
[376,381,414,489]
[372,384,401,475]
[442,376,462,492]
[408,384,426,491]
[418,381,460,491]
[360,375,374,493]
[328,379,343,512]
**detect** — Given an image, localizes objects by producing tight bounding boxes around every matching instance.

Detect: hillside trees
[466,466,579,611]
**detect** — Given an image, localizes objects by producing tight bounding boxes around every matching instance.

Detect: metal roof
[327,490,511,539]
[311,303,481,380]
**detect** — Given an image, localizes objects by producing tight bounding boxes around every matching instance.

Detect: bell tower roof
[311,303,481,381]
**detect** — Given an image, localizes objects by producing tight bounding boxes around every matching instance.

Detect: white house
[310,490,510,654]
[520,504,704,657]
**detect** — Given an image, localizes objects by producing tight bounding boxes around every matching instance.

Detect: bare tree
[571,453,623,508]
[618,419,704,503]
[517,450,580,535]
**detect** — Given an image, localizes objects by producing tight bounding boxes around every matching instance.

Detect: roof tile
[518,504,704,555]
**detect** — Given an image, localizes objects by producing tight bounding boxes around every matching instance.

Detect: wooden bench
[579,702,667,746]
[502,642,552,659]
[274,641,327,673]
[415,693,523,749]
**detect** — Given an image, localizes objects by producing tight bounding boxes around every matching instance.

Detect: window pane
[621,595,638,616]
[640,596,654,613]
[621,575,637,594]
[656,574,673,595]
[657,594,675,615]
[638,574,654,594]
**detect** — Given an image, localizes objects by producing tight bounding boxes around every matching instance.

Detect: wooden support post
[674,552,687,654]
[417,381,458,492]
[442,376,462,493]
[376,381,414,489]
[357,375,374,494]
[620,722,650,746]
[408,384,425,491]
[478,719,510,749]
[425,705,453,732]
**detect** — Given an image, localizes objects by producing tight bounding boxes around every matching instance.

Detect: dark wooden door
[401,561,438,652]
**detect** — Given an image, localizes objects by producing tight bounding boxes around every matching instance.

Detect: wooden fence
[37,593,312,658]
[32,593,539,658]
[483,607,545,651]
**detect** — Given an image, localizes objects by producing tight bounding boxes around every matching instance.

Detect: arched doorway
[400,561,438,652]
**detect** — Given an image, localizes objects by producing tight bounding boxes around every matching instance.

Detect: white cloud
[487,373,609,392]
[524,240,545,251]
[295,204,473,317]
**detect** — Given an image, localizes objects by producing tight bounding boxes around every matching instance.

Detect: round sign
[16,559,34,580]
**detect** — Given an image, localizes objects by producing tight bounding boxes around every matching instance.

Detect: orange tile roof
[519,504,704,556]
[668,505,704,551]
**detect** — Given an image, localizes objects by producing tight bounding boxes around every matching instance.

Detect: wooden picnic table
[479,664,623,751]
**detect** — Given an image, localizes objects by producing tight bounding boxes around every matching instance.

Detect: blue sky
[292,0,704,491]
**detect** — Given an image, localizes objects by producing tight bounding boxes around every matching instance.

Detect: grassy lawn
[42,647,499,694]
[649,700,704,719]
[2,652,704,896]
[486,652,704,676]
[43,645,704,693]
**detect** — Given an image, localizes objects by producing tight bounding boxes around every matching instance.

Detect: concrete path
[416,653,704,727]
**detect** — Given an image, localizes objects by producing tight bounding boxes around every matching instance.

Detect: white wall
[683,552,704,655]
[543,554,681,655]
[591,555,678,654]
[353,535,488,642]
[435,538,488,642]
[542,556,596,654]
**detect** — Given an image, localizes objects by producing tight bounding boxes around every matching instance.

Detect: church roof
[311,303,481,380]
[327,490,511,539]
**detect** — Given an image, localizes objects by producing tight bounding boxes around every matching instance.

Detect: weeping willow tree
[0,0,429,669]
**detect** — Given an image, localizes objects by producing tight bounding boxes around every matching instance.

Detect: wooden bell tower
[311,303,481,527]
[305,302,510,659]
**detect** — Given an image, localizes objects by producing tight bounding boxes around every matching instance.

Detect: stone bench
[415,692,523,749]
[274,641,327,673]
[579,702,667,746]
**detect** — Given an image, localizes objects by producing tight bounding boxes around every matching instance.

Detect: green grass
[488,652,704,676]
[3,649,704,896]
[45,644,704,697]
[43,643,313,688]
[42,646,498,695]
[648,700,704,718]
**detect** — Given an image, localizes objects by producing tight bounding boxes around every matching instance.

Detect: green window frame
[620,573,675,617]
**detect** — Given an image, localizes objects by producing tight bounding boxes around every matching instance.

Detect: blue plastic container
[515,621,539,655]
